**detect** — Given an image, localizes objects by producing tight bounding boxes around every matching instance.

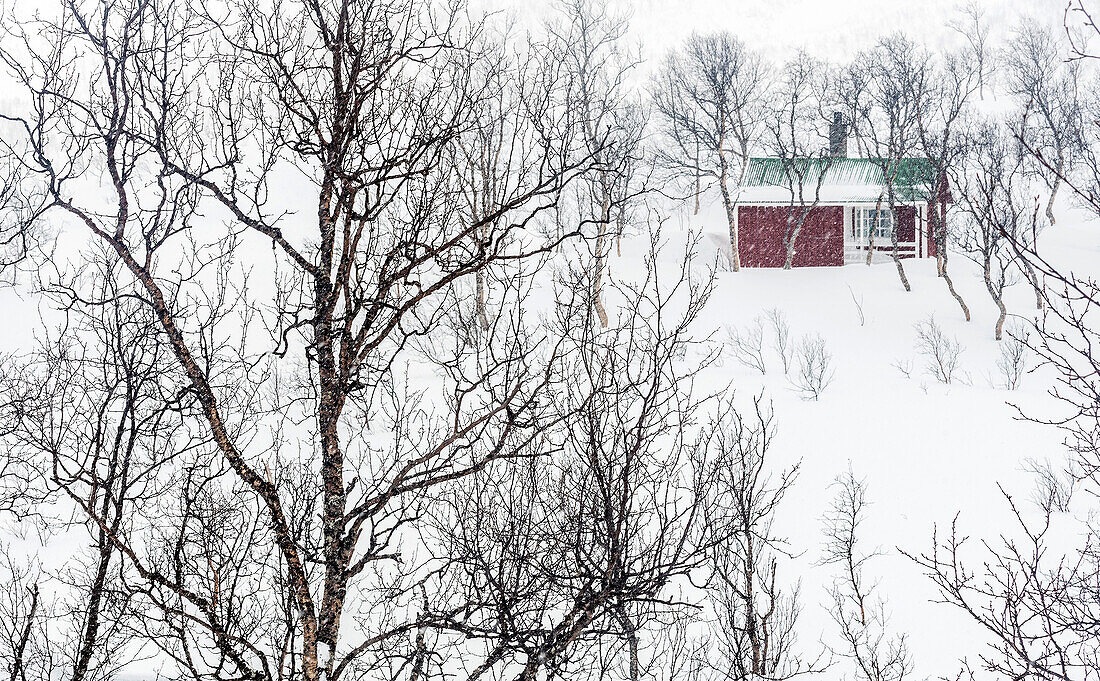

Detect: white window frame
[853,208,894,240]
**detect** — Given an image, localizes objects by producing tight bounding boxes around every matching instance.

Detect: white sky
[484,0,1066,67]
[4,0,1070,68]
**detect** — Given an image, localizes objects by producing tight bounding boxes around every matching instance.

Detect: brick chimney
[829,111,847,158]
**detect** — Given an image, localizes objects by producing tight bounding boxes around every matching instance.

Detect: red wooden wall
[738,205,844,268]
[896,206,916,243]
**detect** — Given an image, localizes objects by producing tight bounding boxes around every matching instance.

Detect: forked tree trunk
[782,211,807,270]
[984,256,1007,340]
[1047,155,1062,228]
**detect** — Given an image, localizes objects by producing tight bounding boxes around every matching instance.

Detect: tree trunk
[717,142,740,271]
[782,212,805,270]
[616,607,640,681]
[594,191,611,328]
[11,583,38,681]
[476,268,489,331]
[1020,257,1045,311]
[865,199,881,266]
[476,223,490,331]
[1046,155,1062,228]
[943,267,971,322]
[933,205,968,319]
[889,206,911,292]
[984,257,1006,340]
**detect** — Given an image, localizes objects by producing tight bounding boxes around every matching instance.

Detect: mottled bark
[888,201,911,292]
[984,255,1007,340]
[782,211,811,270]
[718,147,741,272]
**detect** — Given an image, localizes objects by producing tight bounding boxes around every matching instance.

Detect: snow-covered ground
[600,196,1095,676]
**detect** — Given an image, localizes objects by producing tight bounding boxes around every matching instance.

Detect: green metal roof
[741,157,936,202]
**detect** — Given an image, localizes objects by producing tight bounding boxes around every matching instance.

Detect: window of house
[853,208,894,240]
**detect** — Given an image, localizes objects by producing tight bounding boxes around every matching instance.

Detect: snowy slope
[601,194,1093,677]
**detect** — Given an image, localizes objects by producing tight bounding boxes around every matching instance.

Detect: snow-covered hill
[602,198,1096,676]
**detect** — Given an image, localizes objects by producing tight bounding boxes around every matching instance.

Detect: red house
[735,156,948,268]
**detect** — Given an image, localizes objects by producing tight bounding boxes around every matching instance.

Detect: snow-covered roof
[737,157,937,205]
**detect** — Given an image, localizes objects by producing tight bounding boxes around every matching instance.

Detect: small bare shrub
[727,316,768,375]
[1023,458,1075,514]
[765,307,792,374]
[791,333,834,400]
[891,358,914,379]
[914,316,963,384]
[996,322,1031,390]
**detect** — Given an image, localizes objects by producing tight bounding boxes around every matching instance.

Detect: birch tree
[764,52,836,270]
[845,34,931,290]
[0,0,632,678]
[652,32,769,271]
[916,50,978,322]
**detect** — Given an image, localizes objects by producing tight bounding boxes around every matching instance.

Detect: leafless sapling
[821,469,912,681]
[725,316,768,375]
[765,308,792,374]
[790,334,835,401]
[699,395,824,680]
[913,316,964,384]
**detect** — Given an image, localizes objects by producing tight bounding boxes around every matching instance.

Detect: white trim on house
[838,203,926,264]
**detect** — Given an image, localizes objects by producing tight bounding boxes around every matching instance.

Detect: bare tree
[905,12,1100,676]
[1006,23,1082,230]
[916,49,977,322]
[996,321,1031,390]
[0,0,632,679]
[763,52,837,271]
[700,395,824,680]
[953,121,1036,340]
[725,317,767,375]
[1005,23,1082,310]
[427,226,723,681]
[947,1,995,101]
[765,308,792,374]
[907,489,1100,679]
[651,32,769,270]
[822,469,912,681]
[552,0,648,327]
[844,34,931,290]
[791,334,834,401]
[914,316,964,384]
[0,553,50,681]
